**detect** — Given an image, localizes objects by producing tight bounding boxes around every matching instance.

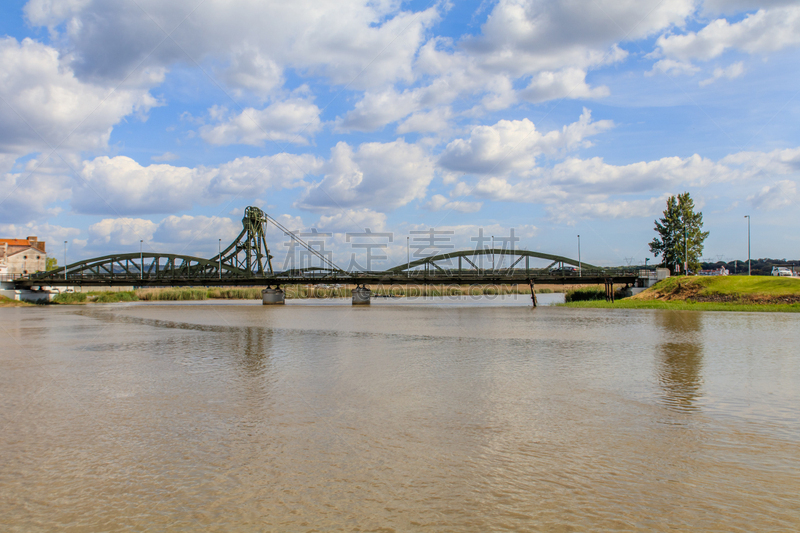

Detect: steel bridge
[15,206,639,290]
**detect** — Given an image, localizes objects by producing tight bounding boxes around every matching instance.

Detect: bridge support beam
[604,280,615,302]
[262,286,285,305]
[352,285,371,305]
[529,280,537,307]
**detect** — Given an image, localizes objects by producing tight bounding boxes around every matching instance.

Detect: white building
[0,236,48,276]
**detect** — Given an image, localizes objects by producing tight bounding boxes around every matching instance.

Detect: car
[549,266,578,275]
[772,267,793,277]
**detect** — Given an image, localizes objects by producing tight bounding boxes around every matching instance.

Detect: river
[1,296,798,531]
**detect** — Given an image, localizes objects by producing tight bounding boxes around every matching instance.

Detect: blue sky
[1,0,799,269]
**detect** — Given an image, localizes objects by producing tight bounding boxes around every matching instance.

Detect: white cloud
[655,6,800,62]
[88,218,158,246]
[397,107,453,134]
[0,221,81,248]
[546,195,671,224]
[0,154,73,223]
[0,37,158,155]
[74,156,202,215]
[200,98,321,146]
[646,58,700,77]
[748,180,799,210]
[699,61,746,86]
[424,194,482,213]
[25,0,439,90]
[315,209,387,233]
[151,152,179,162]
[519,68,609,103]
[297,140,435,212]
[151,215,240,245]
[205,153,321,198]
[438,109,613,175]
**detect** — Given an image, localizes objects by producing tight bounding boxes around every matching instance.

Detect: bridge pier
[528,280,538,307]
[262,286,285,305]
[352,285,371,305]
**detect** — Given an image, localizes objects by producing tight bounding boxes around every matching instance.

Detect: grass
[565,287,606,302]
[0,295,34,307]
[43,283,583,304]
[562,275,800,312]
[564,299,800,312]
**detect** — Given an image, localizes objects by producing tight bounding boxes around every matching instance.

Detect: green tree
[649,193,709,274]
[46,257,58,271]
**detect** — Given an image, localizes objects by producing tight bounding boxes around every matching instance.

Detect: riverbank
[0,295,34,307]
[50,283,598,304]
[563,276,800,312]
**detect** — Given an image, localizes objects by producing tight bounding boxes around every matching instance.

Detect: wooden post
[529,279,538,307]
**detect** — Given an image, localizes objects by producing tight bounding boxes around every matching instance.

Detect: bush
[92,291,138,303]
[565,287,606,302]
[52,292,88,304]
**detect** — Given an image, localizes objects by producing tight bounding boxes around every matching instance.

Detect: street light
[140,240,143,280]
[577,234,581,277]
[218,239,222,280]
[684,227,688,275]
[406,236,410,274]
[491,235,495,271]
[63,241,67,281]
[744,215,750,276]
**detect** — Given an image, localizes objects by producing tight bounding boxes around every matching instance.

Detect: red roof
[0,239,33,246]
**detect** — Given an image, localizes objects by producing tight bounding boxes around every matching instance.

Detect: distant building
[0,236,47,275]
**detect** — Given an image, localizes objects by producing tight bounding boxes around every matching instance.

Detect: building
[0,236,47,276]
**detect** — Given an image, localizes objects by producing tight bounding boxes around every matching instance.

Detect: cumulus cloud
[546,195,671,224]
[205,153,321,198]
[438,109,613,175]
[0,37,158,155]
[699,62,746,86]
[200,98,322,146]
[297,140,435,212]
[88,217,158,246]
[655,6,800,62]
[0,221,81,247]
[71,153,322,216]
[74,156,202,215]
[748,180,799,210]
[151,152,179,162]
[315,209,387,233]
[151,215,240,245]
[24,0,439,90]
[519,68,609,103]
[424,194,482,213]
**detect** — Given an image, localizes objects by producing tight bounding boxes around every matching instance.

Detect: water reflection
[656,311,704,412]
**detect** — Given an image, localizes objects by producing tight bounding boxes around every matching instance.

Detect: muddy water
[1,297,798,531]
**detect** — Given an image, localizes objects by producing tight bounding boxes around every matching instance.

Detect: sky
[1,0,799,270]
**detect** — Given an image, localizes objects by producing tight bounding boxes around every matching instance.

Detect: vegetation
[46,257,58,271]
[42,283,578,304]
[0,295,34,307]
[565,287,606,302]
[649,193,709,274]
[563,275,800,312]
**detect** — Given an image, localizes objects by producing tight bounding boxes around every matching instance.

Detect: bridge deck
[15,271,639,288]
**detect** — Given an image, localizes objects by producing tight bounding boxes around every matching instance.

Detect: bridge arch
[28,252,251,283]
[387,248,599,273]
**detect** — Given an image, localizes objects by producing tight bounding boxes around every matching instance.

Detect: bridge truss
[19,206,638,288]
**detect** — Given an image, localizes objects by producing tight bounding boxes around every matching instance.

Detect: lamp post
[491,235,495,272]
[577,234,581,277]
[140,240,143,280]
[744,215,750,276]
[406,236,410,274]
[218,239,222,280]
[64,241,67,281]
[684,226,688,275]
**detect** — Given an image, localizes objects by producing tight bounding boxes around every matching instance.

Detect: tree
[46,257,58,271]
[649,193,709,274]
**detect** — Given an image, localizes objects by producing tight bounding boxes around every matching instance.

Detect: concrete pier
[352,286,371,305]
[262,287,285,305]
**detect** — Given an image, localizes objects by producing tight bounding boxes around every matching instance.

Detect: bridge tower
[214,206,274,276]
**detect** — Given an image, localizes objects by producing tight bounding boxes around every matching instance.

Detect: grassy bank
[0,295,34,307]
[563,275,800,312]
[47,283,596,304]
